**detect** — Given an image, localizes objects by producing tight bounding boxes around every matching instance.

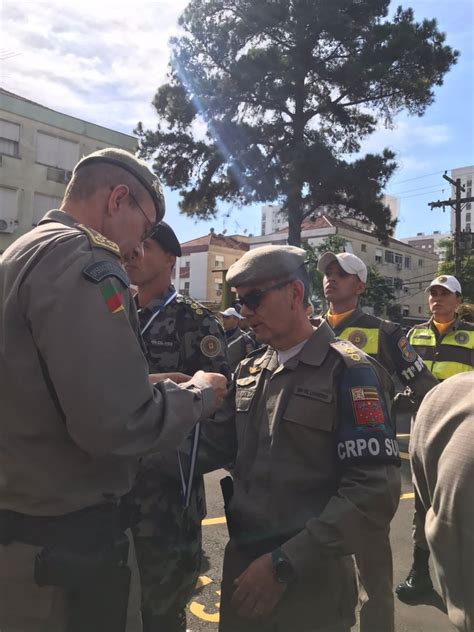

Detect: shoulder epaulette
[176,294,210,318]
[379,319,400,335]
[331,339,370,367]
[76,224,120,256]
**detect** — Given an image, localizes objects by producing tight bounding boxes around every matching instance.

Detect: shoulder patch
[82,261,130,287]
[331,339,369,366]
[77,224,120,256]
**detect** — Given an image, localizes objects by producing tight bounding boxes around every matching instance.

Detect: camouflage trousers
[135,524,202,632]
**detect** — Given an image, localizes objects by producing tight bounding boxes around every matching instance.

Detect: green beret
[226,245,306,287]
[74,148,165,222]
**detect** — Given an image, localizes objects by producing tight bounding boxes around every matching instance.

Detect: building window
[402,305,409,317]
[182,281,190,297]
[384,276,394,286]
[394,253,403,265]
[394,278,403,290]
[0,186,18,220]
[33,193,62,225]
[361,244,367,252]
[384,250,394,264]
[404,256,411,269]
[36,132,79,171]
[418,306,422,314]
[375,248,383,263]
[0,120,20,157]
[214,255,224,268]
[466,223,471,232]
[418,259,423,267]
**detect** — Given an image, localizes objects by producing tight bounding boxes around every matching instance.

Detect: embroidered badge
[397,336,417,362]
[437,276,447,283]
[236,376,256,387]
[200,335,222,358]
[101,282,124,314]
[348,330,368,349]
[454,331,469,344]
[351,387,384,428]
[248,366,262,375]
[82,261,129,287]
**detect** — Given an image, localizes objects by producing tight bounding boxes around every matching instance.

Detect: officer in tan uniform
[318,251,437,631]
[182,245,401,632]
[0,148,227,632]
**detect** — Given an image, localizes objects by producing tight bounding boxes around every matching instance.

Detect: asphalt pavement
[184,413,454,631]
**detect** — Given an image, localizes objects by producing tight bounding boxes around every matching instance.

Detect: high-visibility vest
[409,325,474,381]
[338,327,380,356]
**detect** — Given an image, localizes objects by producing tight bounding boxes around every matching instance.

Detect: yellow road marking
[195,575,213,588]
[189,601,220,622]
[400,492,415,500]
[397,433,410,438]
[400,451,410,460]
[202,516,227,526]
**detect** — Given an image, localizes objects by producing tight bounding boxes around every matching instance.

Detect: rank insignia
[248,366,262,375]
[196,308,204,315]
[351,387,384,428]
[200,335,222,358]
[77,225,120,255]
[101,282,124,314]
[397,336,417,362]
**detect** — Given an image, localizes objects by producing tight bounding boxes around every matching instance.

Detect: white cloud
[1,0,189,133]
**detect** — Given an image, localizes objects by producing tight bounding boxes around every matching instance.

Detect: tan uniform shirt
[0,210,215,516]
[411,372,474,632]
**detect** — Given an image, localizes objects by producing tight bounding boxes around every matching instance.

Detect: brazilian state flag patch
[351,387,384,428]
[101,282,124,314]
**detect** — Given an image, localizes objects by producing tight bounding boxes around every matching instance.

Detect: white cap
[317,251,367,283]
[426,275,462,294]
[220,307,244,319]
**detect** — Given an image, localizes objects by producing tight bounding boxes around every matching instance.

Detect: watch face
[275,559,295,584]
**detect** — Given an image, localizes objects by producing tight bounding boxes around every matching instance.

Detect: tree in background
[304,235,395,316]
[438,238,474,302]
[136,0,457,245]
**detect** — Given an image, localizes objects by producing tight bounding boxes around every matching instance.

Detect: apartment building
[0,88,136,251]
[175,231,248,303]
[400,230,451,260]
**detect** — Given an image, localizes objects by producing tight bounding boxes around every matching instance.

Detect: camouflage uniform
[130,287,230,632]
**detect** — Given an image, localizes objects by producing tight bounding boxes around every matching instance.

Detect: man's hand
[149,372,192,384]
[185,370,228,409]
[230,553,287,620]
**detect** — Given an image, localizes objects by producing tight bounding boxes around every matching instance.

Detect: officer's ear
[106,184,129,218]
[356,281,366,297]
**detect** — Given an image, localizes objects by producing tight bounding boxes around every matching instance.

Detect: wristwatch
[271,548,296,584]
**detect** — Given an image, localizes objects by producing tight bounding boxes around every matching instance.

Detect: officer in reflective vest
[396,274,474,601]
[318,251,438,632]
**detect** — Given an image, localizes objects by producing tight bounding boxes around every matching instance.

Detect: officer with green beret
[179,244,401,632]
[0,148,227,632]
[396,274,474,601]
[124,221,230,632]
[318,251,438,631]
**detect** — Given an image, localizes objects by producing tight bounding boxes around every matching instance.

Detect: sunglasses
[237,279,293,311]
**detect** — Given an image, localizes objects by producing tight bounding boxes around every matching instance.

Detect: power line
[386,184,447,196]
[389,169,455,187]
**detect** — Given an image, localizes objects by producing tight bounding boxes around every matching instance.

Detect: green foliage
[437,238,474,302]
[360,266,396,316]
[137,0,458,245]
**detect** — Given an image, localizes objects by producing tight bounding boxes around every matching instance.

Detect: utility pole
[429,173,474,281]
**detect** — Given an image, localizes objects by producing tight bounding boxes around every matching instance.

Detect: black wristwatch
[271,548,296,584]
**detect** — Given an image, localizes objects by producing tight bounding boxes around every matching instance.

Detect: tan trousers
[0,530,142,632]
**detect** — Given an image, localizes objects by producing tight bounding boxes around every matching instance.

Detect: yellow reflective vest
[408,319,474,381]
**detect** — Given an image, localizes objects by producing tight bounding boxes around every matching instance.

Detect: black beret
[74,148,165,222]
[150,221,182,256]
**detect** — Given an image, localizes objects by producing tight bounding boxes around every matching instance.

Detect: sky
[1,0,473,242]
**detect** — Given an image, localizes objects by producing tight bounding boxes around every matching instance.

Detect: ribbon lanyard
[139,288,178,336]
[177,423,201,508]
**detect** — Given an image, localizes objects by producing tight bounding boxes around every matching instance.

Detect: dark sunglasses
[237,279,293,311]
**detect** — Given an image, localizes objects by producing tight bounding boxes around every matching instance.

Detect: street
[184,414,455,631]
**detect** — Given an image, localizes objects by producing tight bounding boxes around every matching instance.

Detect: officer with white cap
[396,273,474,601]
[318,251,437,632]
